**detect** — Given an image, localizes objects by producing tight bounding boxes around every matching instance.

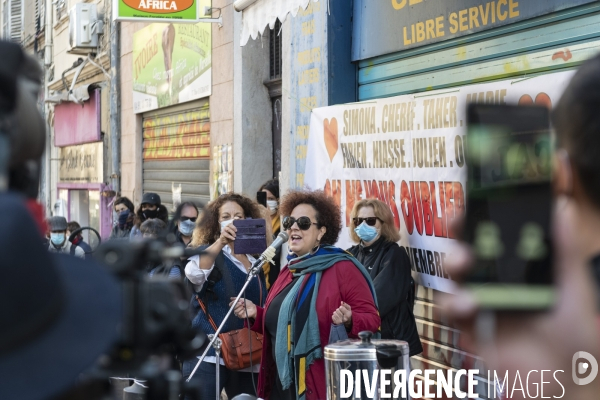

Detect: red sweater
[249,260,381,400]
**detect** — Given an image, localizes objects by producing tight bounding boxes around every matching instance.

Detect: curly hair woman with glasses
[347,198,422,357]
[183,193,269,400]
[230,190,380,400]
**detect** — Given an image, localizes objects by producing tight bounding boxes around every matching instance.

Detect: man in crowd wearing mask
[130,192,169,239]
[67,221,92,258]
[110,196,135,239]
[259,179,281,289]
[47,216,84,258]
[168,201,199,248]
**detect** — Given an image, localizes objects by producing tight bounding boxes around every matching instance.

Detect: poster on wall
[212,144,233,199]
[304,70,575,293]
[114,0,211,22]
[133,22,212,113]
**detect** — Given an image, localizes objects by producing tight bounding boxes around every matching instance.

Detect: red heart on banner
[324,118,339,162]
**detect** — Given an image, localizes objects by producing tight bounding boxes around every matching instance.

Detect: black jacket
[348,237,423,356]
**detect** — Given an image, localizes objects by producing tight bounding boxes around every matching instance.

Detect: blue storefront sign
[353,0,598,60]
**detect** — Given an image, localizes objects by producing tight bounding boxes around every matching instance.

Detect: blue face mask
[118,209,130,225]
[354,222,379,243]
[179,219,195,237]
[50,232,66,247]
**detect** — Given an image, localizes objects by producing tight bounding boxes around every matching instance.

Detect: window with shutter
[269,19,282,80]
[34,0,44,33]
[8,0,23,42]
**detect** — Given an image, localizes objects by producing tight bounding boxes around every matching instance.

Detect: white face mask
[220,219,234,231]
[266,200,278,215]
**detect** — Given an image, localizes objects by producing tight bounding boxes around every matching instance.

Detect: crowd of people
[38,56,600,400]
[4,39,600,400]
[41,178,421,399]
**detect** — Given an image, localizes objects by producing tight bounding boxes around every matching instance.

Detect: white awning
[45,84,93,104]
[234,0,319,46]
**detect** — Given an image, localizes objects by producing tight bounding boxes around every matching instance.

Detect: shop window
[88,191,100,247]
[67,190,101,246]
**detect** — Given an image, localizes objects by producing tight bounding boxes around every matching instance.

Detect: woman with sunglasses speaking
[230,190,380,400]
[347,199,423,357]
[183,193,268,400]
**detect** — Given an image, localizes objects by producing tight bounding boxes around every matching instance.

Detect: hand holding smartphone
[464,104,554,310]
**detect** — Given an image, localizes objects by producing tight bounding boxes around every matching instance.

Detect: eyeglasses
[181,216,197,223]
[352,217,380,226]
[282,216,318,231]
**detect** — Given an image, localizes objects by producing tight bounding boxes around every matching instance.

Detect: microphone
[249,231,289,274]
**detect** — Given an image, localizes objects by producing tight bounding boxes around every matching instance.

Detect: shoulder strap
[70,243,76,256]
[201,252,224,300]
[196,296,218,331]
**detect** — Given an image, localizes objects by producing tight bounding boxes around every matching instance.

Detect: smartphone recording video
[464,104,554,310]
[256,191,267,208]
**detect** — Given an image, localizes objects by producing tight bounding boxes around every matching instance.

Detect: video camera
[71,236,209,400]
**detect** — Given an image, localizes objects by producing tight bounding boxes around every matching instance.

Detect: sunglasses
[352,217,380,226]
[282,216,318,231]
[180,216,197,223]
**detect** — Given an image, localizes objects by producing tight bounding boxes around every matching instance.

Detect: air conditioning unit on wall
[68,4,104,54]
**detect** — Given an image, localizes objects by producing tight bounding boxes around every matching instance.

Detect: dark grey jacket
[348,237,423,356]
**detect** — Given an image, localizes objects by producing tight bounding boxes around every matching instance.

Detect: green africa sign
[114,0,211,21]
[132,22,212,113]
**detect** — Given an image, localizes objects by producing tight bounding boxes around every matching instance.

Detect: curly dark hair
[191,193,263,246]
[279,190,342,245]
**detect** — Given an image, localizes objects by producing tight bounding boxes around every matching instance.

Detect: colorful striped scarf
[275,246,378,399]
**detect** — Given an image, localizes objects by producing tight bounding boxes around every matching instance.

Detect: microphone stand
[185,253,274,400]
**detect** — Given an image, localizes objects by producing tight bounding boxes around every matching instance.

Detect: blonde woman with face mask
[347,198,423,358]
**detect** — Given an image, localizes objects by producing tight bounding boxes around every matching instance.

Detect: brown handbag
[196,279,263,371]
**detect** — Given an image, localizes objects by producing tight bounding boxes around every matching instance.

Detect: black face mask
[143,208,159,220]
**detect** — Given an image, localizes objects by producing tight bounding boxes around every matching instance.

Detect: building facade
[2,0,114,245]
[119,0,280,211]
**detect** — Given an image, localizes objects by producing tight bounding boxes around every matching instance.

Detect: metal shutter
[142,98,210,212]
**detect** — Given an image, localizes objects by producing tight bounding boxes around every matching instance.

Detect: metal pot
[324,331,410,400]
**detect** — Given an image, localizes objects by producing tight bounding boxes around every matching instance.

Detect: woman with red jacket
[231,190,380,400]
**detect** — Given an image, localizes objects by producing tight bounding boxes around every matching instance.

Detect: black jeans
[182,359,258,400]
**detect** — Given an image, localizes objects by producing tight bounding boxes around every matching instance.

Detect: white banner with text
[305,70,574,292]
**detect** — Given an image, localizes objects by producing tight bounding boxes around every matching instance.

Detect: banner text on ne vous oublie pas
[304,71,574,292]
